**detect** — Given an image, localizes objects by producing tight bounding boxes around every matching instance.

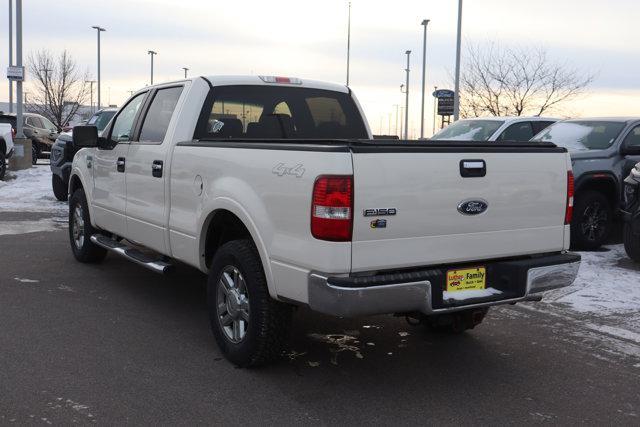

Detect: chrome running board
[90,234,173,274]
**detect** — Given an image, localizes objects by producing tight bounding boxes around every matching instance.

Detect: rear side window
[196,85,368,140]
[532,121,555,136]
[28,116,44,128]
[139,86,183,143]
[497,122,534,141]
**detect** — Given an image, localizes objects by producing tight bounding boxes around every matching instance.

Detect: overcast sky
[1,0,639,137]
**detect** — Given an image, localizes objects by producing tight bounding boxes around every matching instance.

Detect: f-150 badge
[363,208,397,217]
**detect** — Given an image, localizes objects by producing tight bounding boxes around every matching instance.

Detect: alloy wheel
[580,201,608,242]
[217,265,250,343]
[72,205,85,249]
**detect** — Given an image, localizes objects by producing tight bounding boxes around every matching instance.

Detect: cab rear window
[195,85,368,140]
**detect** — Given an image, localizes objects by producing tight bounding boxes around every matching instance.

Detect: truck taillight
[259,75,302,85]
[565,171,574,224]
[11,127,16,138]
[311,175,353,241]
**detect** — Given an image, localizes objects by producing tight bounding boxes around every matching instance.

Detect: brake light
[259,75,302,85]
[565,171,574,224]
[11,127,16,138]
[311,175,353,241]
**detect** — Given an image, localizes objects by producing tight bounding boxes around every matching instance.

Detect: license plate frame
[446,266,486,292]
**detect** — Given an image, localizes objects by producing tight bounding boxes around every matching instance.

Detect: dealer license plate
[446,267,486,292]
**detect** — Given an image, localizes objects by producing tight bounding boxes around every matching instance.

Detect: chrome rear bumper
[308,253,580,318]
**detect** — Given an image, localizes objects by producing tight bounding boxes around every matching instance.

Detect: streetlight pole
[453,0,463,121]
[346,1,351,86]
[420,19,430,139]
[148,50,157,85]
[404,50,411,140]
[182,67,189,79]
[91,26,105,110]
[15,0,23,138]
[8,0,13,113]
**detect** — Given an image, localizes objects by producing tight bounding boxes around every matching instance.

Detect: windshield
[532,121,626,150]
[432,119,504,141]
[87,110,116,131]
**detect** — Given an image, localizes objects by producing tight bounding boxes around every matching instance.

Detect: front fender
[69,150,96,227]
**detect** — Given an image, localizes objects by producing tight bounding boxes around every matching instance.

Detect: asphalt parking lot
[1,228,639,425]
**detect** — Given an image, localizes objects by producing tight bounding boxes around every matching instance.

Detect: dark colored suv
[532,118,640,249]
[0,112,59,164]
[50,108,116,201]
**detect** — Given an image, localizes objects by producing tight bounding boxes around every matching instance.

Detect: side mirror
[72,125,98,148]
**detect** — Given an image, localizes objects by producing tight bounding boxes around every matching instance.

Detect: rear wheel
[423,308,489,334]
[52,174,68,201]
[571,191,611,250]
[69,188,107,263]
[207,239,292,367]
[623,223,640,263]
[0,150,6,180]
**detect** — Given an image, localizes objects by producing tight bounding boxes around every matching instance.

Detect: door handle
[152,160,163,178]
[460,159,486,178]
[117,157,126,173]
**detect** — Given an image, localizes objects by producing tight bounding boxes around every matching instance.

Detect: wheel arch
[575,172,619,210]
[68,170,98,227]
[198,202,276,298]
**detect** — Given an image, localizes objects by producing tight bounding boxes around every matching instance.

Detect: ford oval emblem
[457,199,488,215]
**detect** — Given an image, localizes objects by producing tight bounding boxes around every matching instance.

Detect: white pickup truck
[68,75,580,366]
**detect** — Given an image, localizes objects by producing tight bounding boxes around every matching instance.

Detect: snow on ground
[525,244,640,354]
[542,245,640,315]
[0,165,66,214]
[0,165,67,235]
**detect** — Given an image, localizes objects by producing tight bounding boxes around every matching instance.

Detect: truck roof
[206,75,349,93]
[562,117,640,123]
[142,75,349,94]
[458,116,559,122]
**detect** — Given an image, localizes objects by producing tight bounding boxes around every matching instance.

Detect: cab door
[92,92,147,236]
[125,85,184,253]
[619,123,640,190]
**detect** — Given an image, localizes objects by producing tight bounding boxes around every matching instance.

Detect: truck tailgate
[351,147,569,272]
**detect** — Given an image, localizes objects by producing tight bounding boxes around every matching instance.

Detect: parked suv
[432,116,557,142]
[50,108,116,201]
[0,112,59,164]
[532,118,640,249]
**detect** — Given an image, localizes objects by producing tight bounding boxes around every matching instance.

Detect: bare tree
[459,43,594,118]
[27,49,90,130]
